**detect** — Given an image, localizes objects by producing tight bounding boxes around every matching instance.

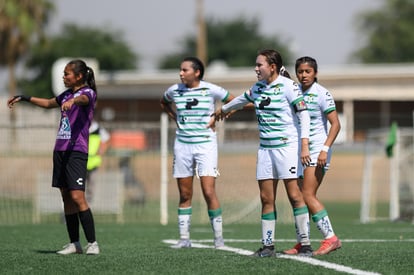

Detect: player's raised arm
[7,95,59,109]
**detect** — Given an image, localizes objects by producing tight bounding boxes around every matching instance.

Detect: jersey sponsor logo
[57,116,71,140]
[258,96,271,109]
[185,98,199,109]
[179,115,203,124]
[257,116,277,124]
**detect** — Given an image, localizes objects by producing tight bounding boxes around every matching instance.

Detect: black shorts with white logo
[52,151,88,190]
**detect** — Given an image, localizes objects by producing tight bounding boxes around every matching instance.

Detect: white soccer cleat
[85,241,100,255]
[57,242,82,255]
[214,237,225,249]
[170,239,191,249]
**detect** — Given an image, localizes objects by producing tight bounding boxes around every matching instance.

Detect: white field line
[175,238,414,243]
[162,239,408,275]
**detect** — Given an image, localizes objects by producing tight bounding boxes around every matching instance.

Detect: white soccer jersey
[163,81,230,144]
[301,82,336,150]
[244,75,307,149]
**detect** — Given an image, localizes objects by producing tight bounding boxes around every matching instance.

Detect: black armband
[14,95,32,102]
[293,99,307,112]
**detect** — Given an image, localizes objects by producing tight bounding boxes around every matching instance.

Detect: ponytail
[86,66,97,92]
[279,65,291,78]
[67,59,98,95]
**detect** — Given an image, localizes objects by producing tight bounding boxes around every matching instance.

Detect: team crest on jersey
[273,83,284,89]
[57,116,71,140]
[269,83,283,95]
[305,93,316,103]
[200,88,209,96]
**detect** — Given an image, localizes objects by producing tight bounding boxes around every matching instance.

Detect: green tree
[353,0,414,63]
[0,0,52,147]
[159,17,292,69]
[0,0,53,96]
[20,23,138,98]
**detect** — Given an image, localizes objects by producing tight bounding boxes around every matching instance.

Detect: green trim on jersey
[244,92,255,103]
[221,92,230,102]
[259,142,288,149]
[177,138,212,144]
[324,107,336,114]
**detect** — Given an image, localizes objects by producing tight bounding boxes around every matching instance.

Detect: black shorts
[52,151,88,190]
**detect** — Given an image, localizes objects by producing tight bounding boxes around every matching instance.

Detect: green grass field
[1,203,413,275]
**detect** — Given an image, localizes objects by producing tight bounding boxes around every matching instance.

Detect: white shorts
[173,139,219,178]
[256,146,302,180]
[306,142,332,170]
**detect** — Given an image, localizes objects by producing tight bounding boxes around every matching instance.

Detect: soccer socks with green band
[261,211,276,246]
[208,208,222,218]
[312,209,335,239]
[293,206,311,246]
[208,208,223,239]
[311,209,328,222]
[178,207,192,240]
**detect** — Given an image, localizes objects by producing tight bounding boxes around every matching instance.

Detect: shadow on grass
[34,250,58,254]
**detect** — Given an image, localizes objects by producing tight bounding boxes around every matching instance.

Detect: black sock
[79,208,96,243]
[65,213,79,243]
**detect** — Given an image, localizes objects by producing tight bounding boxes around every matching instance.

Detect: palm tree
[0,0,53,146]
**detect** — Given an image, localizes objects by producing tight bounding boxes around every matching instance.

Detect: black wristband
[14,95,31,102]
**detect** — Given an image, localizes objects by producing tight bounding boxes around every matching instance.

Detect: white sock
[312,209,335,239]
[316,215,335,239]
[210,215,223,239]
[294,207,311,246]
[261,219,275,246]
[178,207,192,240]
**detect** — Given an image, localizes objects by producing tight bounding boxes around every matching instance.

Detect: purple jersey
[54,87,96,153]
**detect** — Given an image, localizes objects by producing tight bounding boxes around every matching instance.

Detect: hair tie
[279,66,286,75]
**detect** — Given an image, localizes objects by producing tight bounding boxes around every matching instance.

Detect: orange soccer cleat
[314,235,342,256]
